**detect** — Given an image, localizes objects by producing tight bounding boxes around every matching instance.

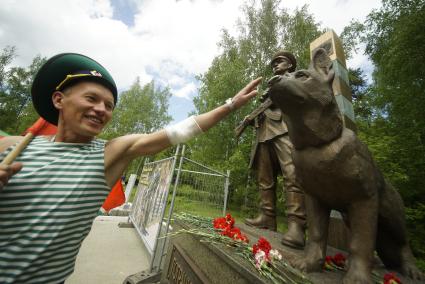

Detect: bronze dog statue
[267,48,423,283]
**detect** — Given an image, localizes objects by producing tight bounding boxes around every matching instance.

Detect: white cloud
[130,0,243,87]
[0,0,381,119]
[282,0,381,77]
[282,0,381,34]
[0,0,245,90]
[0,0,153,88]
[173,82,197,99]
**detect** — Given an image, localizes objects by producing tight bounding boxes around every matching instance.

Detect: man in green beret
[243,51,306,249]
[0,53,261,284]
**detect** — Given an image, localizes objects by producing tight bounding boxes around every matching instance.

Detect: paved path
[66,216,150,284]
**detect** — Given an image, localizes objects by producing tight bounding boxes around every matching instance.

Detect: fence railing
[129,144,230,273]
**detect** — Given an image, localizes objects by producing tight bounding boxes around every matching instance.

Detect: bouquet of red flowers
[213,214,249,243]
[324,253,346,270]
[172,212,311,284]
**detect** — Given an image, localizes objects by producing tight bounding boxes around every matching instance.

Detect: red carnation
[325,256,332,264]
[220,225,232,237]
[214,214,235,230]
[332,253,346,267]
[229,227,241,237]
[383,272,402,284]
[213,217,226,229]
[225,213,235,227]
[253,237,272,257]
[239,234,249,243]
[213,214,248,242]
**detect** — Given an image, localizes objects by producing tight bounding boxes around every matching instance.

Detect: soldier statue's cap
[31,53,117,125]
[270,51,297,72]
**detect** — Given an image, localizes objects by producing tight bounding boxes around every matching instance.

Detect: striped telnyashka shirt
[0,136,110,284]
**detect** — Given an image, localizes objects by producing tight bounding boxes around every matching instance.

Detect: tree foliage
[345,0,425,204]
[365,0,425,204]
[343,0,425,264]
[0,47,45,134]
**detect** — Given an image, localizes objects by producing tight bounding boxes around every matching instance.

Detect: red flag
[101,180,126,212]
[24,117,125,211]
[23,117,57,136]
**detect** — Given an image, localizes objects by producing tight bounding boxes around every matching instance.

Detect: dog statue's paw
[399,246,425,280]
[343,258,373,284]
[291,257,322,272]
[342,269,373,284]
[401,261,424,280]
[290,257,307,271]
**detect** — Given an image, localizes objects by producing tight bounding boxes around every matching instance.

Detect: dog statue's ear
[311,48,335,84]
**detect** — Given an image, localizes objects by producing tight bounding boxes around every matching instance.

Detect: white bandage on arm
[165,116,204,145]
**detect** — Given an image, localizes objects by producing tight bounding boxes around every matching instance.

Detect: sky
[0,0,382,124]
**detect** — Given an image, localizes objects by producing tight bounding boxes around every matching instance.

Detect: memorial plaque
[130,158,175,254]
[165,244,207,284]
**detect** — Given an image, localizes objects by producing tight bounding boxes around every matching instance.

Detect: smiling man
[0,53,261,284]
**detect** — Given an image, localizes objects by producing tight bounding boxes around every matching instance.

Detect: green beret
[31,53,117,125]
[270,51,297,72]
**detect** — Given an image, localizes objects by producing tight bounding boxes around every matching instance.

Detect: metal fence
[129,157,175,256]
[129,144,230,273]
[172,145,230,217]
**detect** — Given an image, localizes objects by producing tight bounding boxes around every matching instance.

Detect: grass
[227,207,289,233]
[162,194,289,234]
[129,183,290,234]
[165,195,224,219]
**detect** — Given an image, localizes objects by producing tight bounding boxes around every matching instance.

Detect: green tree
[0,47,46,134]
[0,46,18,133]
[280,5,323,69]
[0,46,16,91]
[342,0,425,266]
[359,0,425,202]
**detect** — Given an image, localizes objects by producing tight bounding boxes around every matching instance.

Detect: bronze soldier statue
[237,51,306,249]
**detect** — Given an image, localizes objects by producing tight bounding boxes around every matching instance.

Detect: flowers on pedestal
[172,212,310,283]
[213,215,282,270]
[252,237,282,269]
[173,213,406,284]
[213,214,249,243]
[324,253,346,270]
[383,272,402,284]
[212,215,291,283]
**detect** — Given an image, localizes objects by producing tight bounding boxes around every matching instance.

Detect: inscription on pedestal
[167,249,191,284]
[165,245,205,284]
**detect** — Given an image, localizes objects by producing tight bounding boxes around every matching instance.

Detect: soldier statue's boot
[245,212,277,231]
[281,220,305,249]
[281,191,306,249]
[245,189,277,231]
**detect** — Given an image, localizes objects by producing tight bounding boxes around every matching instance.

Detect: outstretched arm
[104,77,261,187]
[194,77,261,132]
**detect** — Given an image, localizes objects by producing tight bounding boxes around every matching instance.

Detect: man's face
[271,56,292,75]
[54,81,114,141]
